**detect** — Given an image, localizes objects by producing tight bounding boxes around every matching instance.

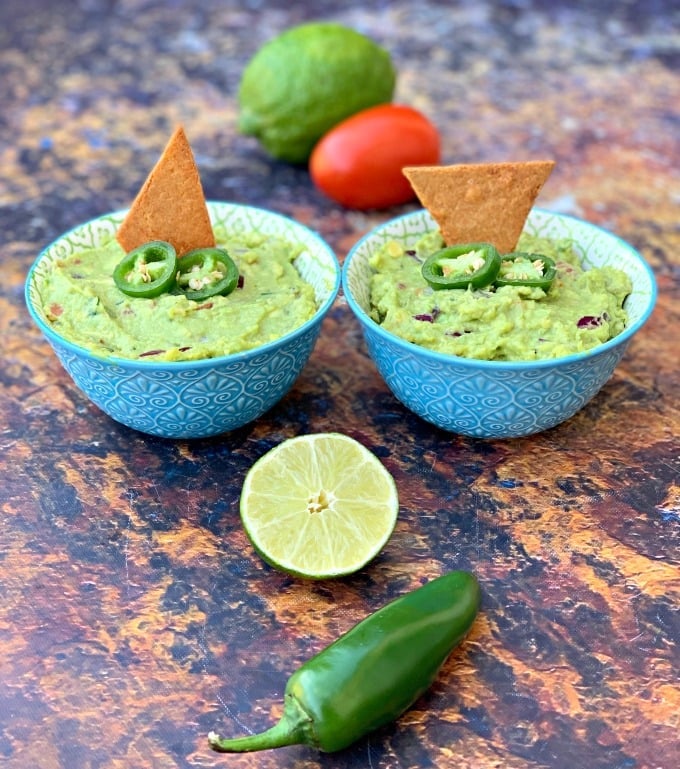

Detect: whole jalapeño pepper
[208,570,480,753]
[421,243,500,290]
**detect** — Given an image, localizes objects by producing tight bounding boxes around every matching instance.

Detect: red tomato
[309,104,441,210]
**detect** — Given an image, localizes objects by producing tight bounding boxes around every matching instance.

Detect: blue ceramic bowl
[26,202,340,439]
[342,208,657,439]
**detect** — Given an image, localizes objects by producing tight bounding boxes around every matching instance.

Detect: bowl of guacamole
[26,202,341,438]
[342,208,656,438]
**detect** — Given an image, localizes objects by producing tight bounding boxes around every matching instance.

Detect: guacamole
[369,232,632,361]
[39,226,319,361]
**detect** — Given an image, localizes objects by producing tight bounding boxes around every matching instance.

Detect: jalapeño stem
[208,694,316,752]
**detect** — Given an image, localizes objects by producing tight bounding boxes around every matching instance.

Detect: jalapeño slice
[495,252,557,290]
[421,243,501,291]
[176,247,239,302]
[113,240,178,298]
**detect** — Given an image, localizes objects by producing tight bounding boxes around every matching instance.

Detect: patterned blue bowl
[26,202,340,439]
[342,208,657,439]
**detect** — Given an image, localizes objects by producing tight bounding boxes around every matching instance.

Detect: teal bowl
[26,202,340,439]
[342,208,657,439]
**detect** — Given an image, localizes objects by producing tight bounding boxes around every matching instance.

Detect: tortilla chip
[402,160,555,253]
[116,125,215,256]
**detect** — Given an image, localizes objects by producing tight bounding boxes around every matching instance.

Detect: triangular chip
[116,125,215,256]
[403,160,555,253]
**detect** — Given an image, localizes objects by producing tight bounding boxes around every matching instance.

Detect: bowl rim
[341,207,658,371]
[25,201,341,371]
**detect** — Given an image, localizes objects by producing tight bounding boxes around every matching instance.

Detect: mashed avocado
[369,232,632,361]
[40,225,319,361]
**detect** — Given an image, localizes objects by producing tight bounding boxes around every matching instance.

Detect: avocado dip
[39,226,319,361]
[369,232,632,361]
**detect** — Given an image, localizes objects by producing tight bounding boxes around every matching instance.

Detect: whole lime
[238,22,396,164]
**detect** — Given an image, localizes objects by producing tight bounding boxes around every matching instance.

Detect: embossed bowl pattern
[342,208,657,438]
[26,202,340,439]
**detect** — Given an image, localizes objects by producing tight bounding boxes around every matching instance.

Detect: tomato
[309,104,441,210]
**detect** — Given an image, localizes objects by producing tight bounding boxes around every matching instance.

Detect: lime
[238,22,396,164]
[240,433,399,579]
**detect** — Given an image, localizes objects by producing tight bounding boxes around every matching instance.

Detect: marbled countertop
[1,1,678,768]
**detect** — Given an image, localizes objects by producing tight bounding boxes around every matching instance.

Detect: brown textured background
[1,1,678,768]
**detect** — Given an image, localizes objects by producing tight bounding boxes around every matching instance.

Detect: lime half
[240,433,399,579]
